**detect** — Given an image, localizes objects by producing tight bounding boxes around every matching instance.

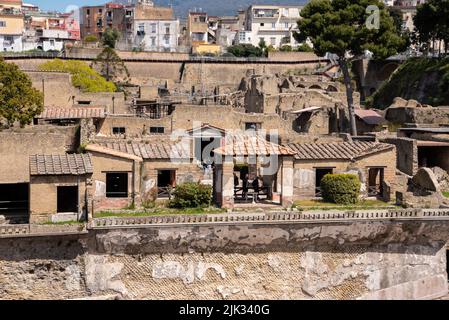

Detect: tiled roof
[214,134,296,156]
[91,141,191,159]
[286,142,394,161]
[36,107,105,120]
[30,154,93,176]
[354,109,384,125]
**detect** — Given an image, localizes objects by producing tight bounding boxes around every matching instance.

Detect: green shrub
[169,182,212,209]
[38,59,116,93]
[84,34,98,43]
[320,174,361,205]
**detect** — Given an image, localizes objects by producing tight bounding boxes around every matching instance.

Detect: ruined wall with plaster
[381,137,418,176]
[0,219,448,300]
[0,127,77,183]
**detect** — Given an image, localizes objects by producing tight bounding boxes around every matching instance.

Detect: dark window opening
[150,127,165,134]
[245,122,262,131]
[57,186,78,213]
[113,127,126,135]
[77,100,91,105]
[368,168,384,197]
[315,168,333,197]
[106,173,128,198]
[0,183,29,224]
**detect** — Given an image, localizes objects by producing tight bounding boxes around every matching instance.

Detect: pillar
[281,156,294,208]
[221,159,235,209]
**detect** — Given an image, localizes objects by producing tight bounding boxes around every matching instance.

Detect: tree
[92,47,130,83]
[102,28,120,49]
[227,44,263,57]
[296,43,314,52]
[39,59,116,92]
[295,0,406,136]
[413,0,449,56]
[0,58,43,127]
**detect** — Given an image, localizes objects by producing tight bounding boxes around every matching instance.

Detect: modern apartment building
[132,2,178,52]
[235,5,303,49]
[80,5,106,40]
[0,0,24,52]
[23,10,80,51]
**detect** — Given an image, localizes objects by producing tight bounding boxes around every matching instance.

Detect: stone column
[281,156,294,208]
[221,158,235,209]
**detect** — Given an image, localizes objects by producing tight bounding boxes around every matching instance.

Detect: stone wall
[382,137,418,176]
[0,127,77,183]
[293,148,397,199]
[1,217,449,300]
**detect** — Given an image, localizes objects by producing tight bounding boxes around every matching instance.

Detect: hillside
[370,58,449,109]
[153,0,308,18]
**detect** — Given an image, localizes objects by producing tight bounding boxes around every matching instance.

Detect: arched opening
[309,84,322,90]
[326,85,338,92]
[296,83,305,89]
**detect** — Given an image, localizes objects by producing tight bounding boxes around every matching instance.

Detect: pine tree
[295,0,406,135]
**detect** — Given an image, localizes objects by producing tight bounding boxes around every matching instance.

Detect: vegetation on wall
[369,58,449,108]
[0,58,44,127]
[39,59,117,93]
[227,44,264,57]
[320,174,361,205]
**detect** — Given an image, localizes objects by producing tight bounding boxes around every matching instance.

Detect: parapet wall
[1,211,449,300]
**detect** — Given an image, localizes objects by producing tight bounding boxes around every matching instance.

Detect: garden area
[93,182,226,218]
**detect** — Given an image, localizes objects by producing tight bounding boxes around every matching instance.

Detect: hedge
[320,174,361,205]
[169,182,212,209]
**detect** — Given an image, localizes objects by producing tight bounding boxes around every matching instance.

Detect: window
[272,22,276,29]
[106,173,128,198]
[260,23,264,27]
[150,37,156,46]
[150,126,165,134]
[112,127,126,135]
[49,39,55,46]
[0,21,6,27]
[86,9,90,15]
[138,24,145,32]
[165,24,170,34]
[270,37,276,46]
[245,122,262,131]
[98,8,102,14]
[164,35,170,45]
[151,23,156,33]
[285,22,289,28]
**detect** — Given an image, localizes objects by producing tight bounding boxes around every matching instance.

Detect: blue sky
[29,1,105,12]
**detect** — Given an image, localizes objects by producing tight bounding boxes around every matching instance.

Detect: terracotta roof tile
[214,134,296,156]
[36,107,105,120]
[286,142,394,161]
[92,141,191,159]
[30,154,93,176]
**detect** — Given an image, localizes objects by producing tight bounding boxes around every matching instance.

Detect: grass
[443,192,449,198]
[41,220,85,225]
[93,207,227,218]
[293,199,397,211]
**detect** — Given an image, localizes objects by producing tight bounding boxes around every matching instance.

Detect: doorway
[195,137,221,165]
[368,168,385,197]
[0,183,29,223]
[57,186,78,213]
[157,170,176,198]
[315,168,334,197]
[106,172,128,198]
